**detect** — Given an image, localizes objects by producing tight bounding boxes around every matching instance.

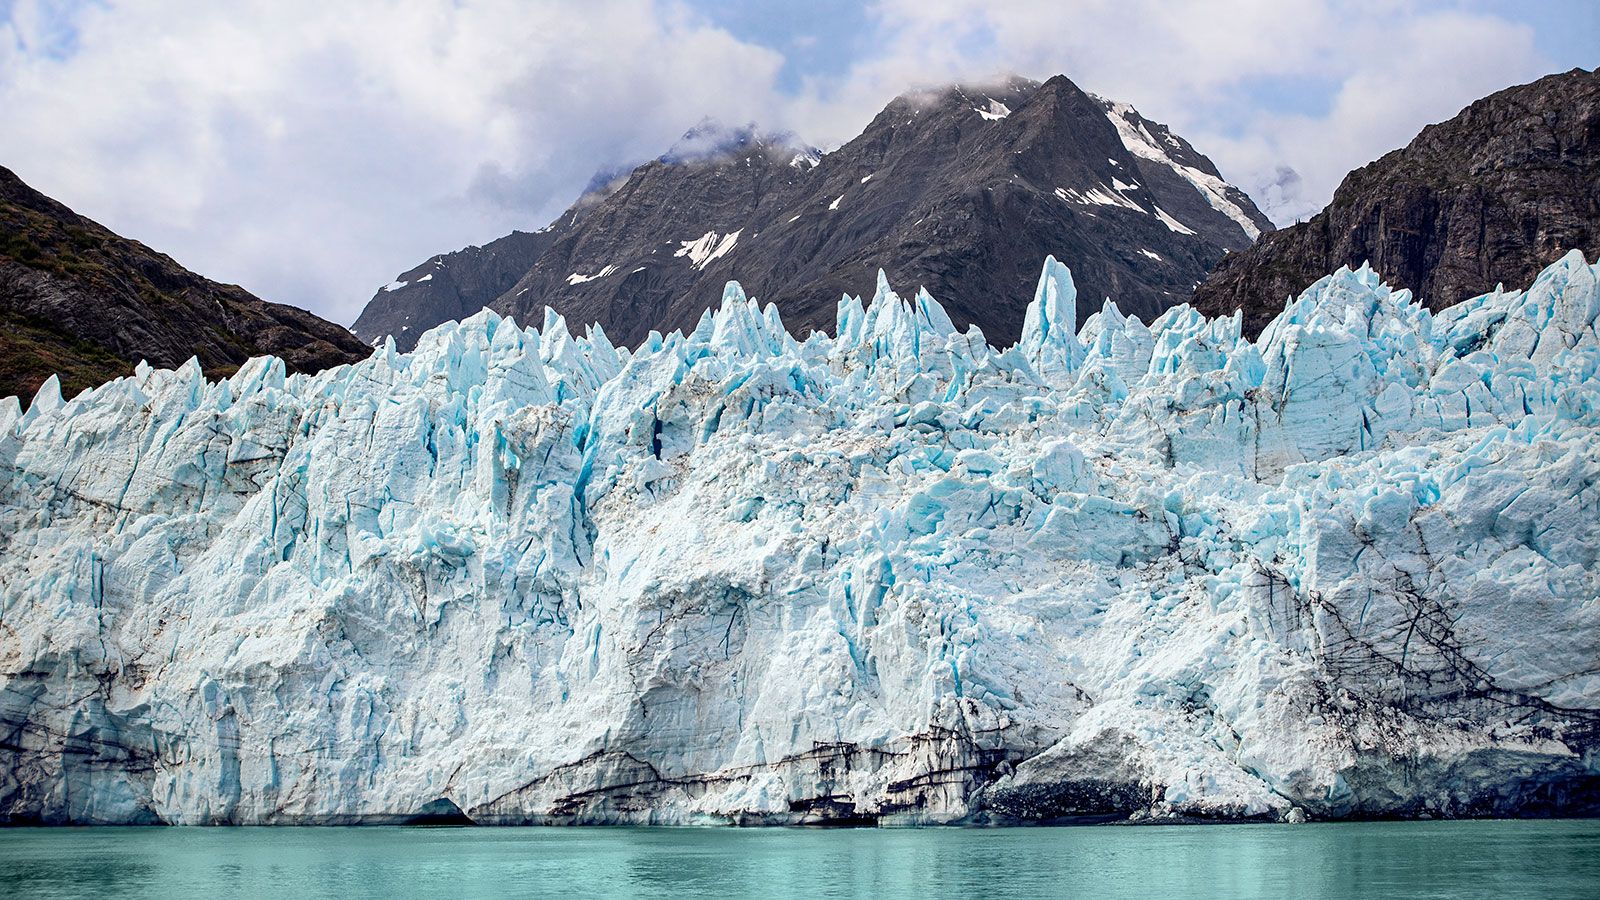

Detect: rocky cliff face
[2,250,1596,825]
[0,167,369,402]
[1194,68,1600,337]
[349,230,565,353]
[355,75,1271,352]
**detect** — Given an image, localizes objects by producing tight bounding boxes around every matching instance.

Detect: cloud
[0,0,1563,325]
[1172,5,1546,222]
[0,0,785,324]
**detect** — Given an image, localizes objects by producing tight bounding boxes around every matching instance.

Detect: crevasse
[1,252,1597,824]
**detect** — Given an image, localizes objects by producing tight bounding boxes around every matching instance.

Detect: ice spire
[1018,256,1084,380]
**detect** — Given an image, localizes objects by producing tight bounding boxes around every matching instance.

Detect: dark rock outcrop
[1194,68,1600,337]
[349,229,565,353]
[356,75,1272,351]
[0,166,369,401]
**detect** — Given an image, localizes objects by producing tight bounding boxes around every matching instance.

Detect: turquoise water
[1,820,1596,898]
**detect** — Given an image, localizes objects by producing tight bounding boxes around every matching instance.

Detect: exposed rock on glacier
[1,252,1598,825]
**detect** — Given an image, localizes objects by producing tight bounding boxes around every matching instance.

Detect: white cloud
[0,0,1559,325]
[0,0,784,324]
[1172,6,1546,222]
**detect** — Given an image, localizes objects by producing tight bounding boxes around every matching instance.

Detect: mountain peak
[660,118,820,167]
[355,74,1273,352]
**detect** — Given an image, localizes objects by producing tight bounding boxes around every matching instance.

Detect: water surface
[2,820,1595,898]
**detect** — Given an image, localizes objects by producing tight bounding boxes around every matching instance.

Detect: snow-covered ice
[1,252,1597,825]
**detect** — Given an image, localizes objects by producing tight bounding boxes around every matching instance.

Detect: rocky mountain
[355,75,1271,351]
[4,251,1598,824]
[0,166,369,402]
[349,229,566,353]
[350,122,818,352]
[1194,68,1600,337]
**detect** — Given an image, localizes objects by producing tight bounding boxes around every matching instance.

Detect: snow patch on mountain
[566,265,619,285]
[1098,98,1263,240]
[976,100,1013,121]
[1154,206,1198,235]
[1057,186,1142,212]
[674,231,741,270]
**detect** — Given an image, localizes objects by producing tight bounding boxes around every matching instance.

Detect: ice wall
[1,252,1597,824]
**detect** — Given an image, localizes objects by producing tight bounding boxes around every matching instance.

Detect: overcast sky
[0,1,1594,325]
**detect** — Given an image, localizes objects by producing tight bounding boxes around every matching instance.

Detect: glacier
[1,251,1598,825]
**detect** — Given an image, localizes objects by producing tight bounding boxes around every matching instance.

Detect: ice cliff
[2,252,1598,825]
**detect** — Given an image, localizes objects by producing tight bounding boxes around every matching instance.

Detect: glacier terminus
[1,251,1598,825]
